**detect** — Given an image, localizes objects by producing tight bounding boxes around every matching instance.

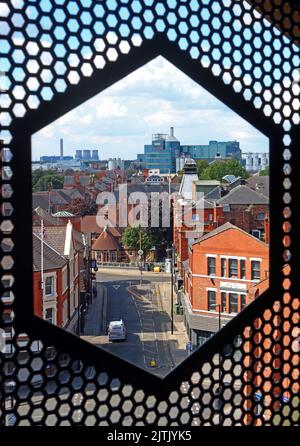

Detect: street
[8,268,243,425]
[82,269,179,377]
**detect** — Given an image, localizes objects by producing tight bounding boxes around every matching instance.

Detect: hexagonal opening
[30,56,269,378]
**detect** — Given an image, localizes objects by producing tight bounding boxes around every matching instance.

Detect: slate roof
[92,227,122,251]
[204,186,223,202]
[32,232,67,272]
[33,226,67,256]
[246,175,269,198]
[33,206,59,226]
[216,185,269,205]
[191,221,268,247]
[81,215,121,237]
[32,194,49,210]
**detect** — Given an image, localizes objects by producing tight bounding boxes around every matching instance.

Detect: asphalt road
[97,271,174,377]
[96,268,171,284]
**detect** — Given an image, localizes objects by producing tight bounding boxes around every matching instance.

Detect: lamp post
[166,244,175,335]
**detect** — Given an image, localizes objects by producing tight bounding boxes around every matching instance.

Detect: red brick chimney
[264,214,270,244]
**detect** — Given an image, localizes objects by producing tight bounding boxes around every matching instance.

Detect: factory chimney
[60,138,64,160]
[170,126,174,137]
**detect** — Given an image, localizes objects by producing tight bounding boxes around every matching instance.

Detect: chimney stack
[170,126,174,137]
[60,138,64,160]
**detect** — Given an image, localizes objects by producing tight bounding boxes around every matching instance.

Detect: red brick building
[182,222,269,346]
[216,185,269,241]
[33,221,80,333]
[174,199,224,275]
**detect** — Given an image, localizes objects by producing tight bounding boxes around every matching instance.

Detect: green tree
[200,159,249,181]
[260,166,269,176]
[196,159,208,178]
[121,226,154,258]
[33,171,64,191]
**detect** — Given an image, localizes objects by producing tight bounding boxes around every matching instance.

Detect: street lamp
[166,244,175,335]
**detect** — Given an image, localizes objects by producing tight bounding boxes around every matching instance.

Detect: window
[207,257,216,276]
[196,330,214,347]
[251,260,261,280]
[45,308,54,324]
[240,294,246,310]
[229,293,238,314]
[221,292,227,313]
[257,212,265,221]
[251,229,261,239]
[45,276,54,296]
[240,259,246,279]
[207,290,216,311]
[221,258,226,277]
[229,258,238,278]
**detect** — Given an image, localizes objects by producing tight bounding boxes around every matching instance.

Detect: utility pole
[138,228,143,286]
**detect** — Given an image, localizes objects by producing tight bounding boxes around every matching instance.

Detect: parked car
[108,320,126,342]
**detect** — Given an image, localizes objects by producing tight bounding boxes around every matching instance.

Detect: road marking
[112,285,120,290]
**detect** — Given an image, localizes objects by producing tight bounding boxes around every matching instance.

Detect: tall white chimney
[60,138,63,160]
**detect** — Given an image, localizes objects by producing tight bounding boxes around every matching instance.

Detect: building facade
[140,127,242,173]
[182,223,269,347]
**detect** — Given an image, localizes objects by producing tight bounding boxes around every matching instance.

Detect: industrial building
[138,127,242,174]
[75,149,99,161]
[242,152,269,172]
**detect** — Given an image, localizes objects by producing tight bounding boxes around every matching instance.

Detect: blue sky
[32,56,268,161]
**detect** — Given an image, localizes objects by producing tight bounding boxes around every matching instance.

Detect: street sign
[138,249,143,256]
[113,285,120,290]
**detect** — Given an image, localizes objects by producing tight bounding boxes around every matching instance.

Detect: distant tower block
[260,152,267,170]
[83,149,91,160]
[92,149,99,161]
[253,153,259,171]
[245,153,252,172]
[60,138,64,160]
[75,150,82,160]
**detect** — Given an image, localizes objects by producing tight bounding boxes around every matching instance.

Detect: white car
[108,320,126,342]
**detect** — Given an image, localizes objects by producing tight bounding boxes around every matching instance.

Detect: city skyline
[32,56,268,161]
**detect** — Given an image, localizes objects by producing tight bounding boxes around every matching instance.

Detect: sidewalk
[83,283,107,336]
[155,282,189,366]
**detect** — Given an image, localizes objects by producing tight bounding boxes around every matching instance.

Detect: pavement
[83,283,107,336]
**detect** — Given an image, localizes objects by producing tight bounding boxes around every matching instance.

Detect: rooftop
[92,226,122,252]
[33,232,67,272]
[191,221,269,247]
[216,185,269,205]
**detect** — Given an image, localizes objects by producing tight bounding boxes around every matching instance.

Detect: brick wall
[188,227,269,311]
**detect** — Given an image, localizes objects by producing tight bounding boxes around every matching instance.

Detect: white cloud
[96,97,128,120]
[32,56,268,160]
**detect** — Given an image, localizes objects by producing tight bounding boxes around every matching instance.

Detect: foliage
[65,195,97,216]
[32,169,64,192]
[259,166,269,176]
[121,226,154,256]
[196,159,209,178]
[200,159,249,181]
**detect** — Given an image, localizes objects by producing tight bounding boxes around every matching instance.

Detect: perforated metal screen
[0,0,299,426]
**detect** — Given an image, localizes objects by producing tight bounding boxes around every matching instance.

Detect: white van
[108,320,126,341]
